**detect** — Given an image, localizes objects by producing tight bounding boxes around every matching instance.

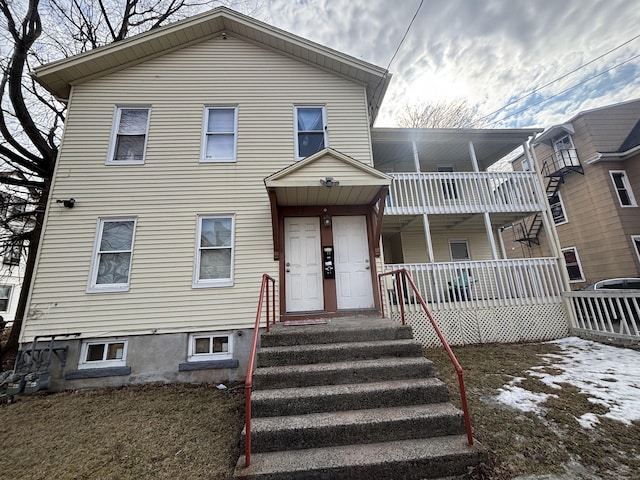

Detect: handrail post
[397,271,406,326]
[379,276,386,318]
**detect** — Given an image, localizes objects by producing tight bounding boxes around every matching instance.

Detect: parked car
[583,278,640,290]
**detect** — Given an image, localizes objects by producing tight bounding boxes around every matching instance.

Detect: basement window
[78,339,128,369]
[188,333,232,361]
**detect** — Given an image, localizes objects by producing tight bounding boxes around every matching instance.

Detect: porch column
[468,141,480,172]
[483,212,499,259]
[412,141,421,172]
[497,226,507,259]
[422,214,435,263]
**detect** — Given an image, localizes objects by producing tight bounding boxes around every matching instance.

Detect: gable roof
[265,148,391,206]
[617,119,640,153]
[32,7,390,124]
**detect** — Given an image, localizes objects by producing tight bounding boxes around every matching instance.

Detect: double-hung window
[194,215,235,287]
[88,218,137,292]
[549,192,567,225]
[562,247,584,282]
[294,106,327,159]
[632,235,640,265]
[610,170,637,207]
[201,107,238,162]
[0,285,12,312]
[108,107,150,164]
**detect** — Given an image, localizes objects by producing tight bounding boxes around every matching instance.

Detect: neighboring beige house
[16,7,569,390]
[504,99,640,289]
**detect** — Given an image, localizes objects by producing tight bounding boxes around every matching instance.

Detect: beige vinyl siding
[399,230,494,263]
[23,36,372,341]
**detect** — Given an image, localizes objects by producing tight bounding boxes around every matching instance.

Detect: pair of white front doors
[284,215,374,312]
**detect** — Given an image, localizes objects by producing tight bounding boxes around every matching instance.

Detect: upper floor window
[549,192,567,225]
[201,107,237,162]
[108,107,150,164]
[553,135,579,167]
[562,247,584,282]
[295,106,327,159]
[88,218,137,293]
[3,241,22,266]
[610,170,637,207]
[193,215,235,288]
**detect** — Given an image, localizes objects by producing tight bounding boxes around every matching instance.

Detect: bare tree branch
[396,99,487,129]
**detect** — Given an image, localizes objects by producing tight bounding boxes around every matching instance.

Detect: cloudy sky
[244,0,640,129]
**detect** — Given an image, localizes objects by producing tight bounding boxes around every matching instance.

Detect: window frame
[78,338,128,369]
[0,285,12,312]
[193,214,235,288]
[187,332,233,361]
[294,105,328,160]
[609,170,637,207]
[200,106,238,163]
[449,239,471,261]
[3,241,23,266]
[632,235,640,266]
[561,246,585,283]
[87,217,137,293]
[106,106,151,165]
[549,191,568,225]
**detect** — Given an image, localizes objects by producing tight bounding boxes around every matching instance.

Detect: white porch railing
[386,172,543,215]
[564,291,640,340]
[383,258,564,311]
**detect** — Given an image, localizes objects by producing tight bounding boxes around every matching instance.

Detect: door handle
[286,269,290,272]
[286,262,290,266]
[365,266,370,270]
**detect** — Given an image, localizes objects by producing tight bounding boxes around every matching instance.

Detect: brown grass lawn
[1,340,638,479]
[425,342,640,480]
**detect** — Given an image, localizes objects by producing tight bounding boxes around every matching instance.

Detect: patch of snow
[576,412,600,429]
[494,337,640,426]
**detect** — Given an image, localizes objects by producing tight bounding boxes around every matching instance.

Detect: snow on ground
[495,337,640,427]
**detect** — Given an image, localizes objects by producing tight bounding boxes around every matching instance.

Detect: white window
[294,106,327,159]
[0,285,12,312]
[3,241,22,266]
[79,339,128,369]
[449,240,470,261]
[562,247,584,282]
[194,215,235,287]
[187,333,232,361]
[632,236,640,265]
[610,170,637,207]
[107,107,151,164]
[549,192,567,225]
[88,218,137,293]
[201,107,238,162]
[521,159,530,171]
[554,135,579,167]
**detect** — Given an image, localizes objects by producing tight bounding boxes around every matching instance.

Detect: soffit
[265,148,391,206]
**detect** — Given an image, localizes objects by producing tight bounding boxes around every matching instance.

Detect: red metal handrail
[244,273,276,467]
[378,268,474,445]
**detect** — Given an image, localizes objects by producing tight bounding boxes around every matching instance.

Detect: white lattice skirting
[392,304,570,347]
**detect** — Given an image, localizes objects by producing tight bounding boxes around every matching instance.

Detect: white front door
[284,217,324,312]
[333,215,374,309]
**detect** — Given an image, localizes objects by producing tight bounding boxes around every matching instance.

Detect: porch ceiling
[382,212,532,234]
[372,128,542,172]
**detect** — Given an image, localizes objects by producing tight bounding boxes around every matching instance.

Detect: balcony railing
[386,172,542,215]
[383,258,564,310]
[541,148,583,178]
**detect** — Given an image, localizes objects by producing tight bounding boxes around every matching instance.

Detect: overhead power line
[472,32,640,127]
[486,53,640,127]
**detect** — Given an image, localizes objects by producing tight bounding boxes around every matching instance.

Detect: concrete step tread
[259,338,422,354]
[247,403,462,433]
[235,434,484,479]
[254,356,433,376]
[251,377,446,402]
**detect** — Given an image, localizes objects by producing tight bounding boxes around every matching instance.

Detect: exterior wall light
[56,198,75,208]
[320,177,339,187]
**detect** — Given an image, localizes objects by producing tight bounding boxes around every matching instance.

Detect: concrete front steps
[234,317,486,480]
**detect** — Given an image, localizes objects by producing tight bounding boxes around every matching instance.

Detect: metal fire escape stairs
[514,152,584,247]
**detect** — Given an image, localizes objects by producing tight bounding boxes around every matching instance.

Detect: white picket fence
[564,291,640,340]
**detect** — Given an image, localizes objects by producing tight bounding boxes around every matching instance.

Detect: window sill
[65,366,131,379]
[178,359,239,371]
[86,285,131,294]
[192,281,233,289]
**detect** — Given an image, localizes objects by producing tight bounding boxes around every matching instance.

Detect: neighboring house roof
[32,7,390,124]
[617,119,640,152]
[265,148,391,206]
